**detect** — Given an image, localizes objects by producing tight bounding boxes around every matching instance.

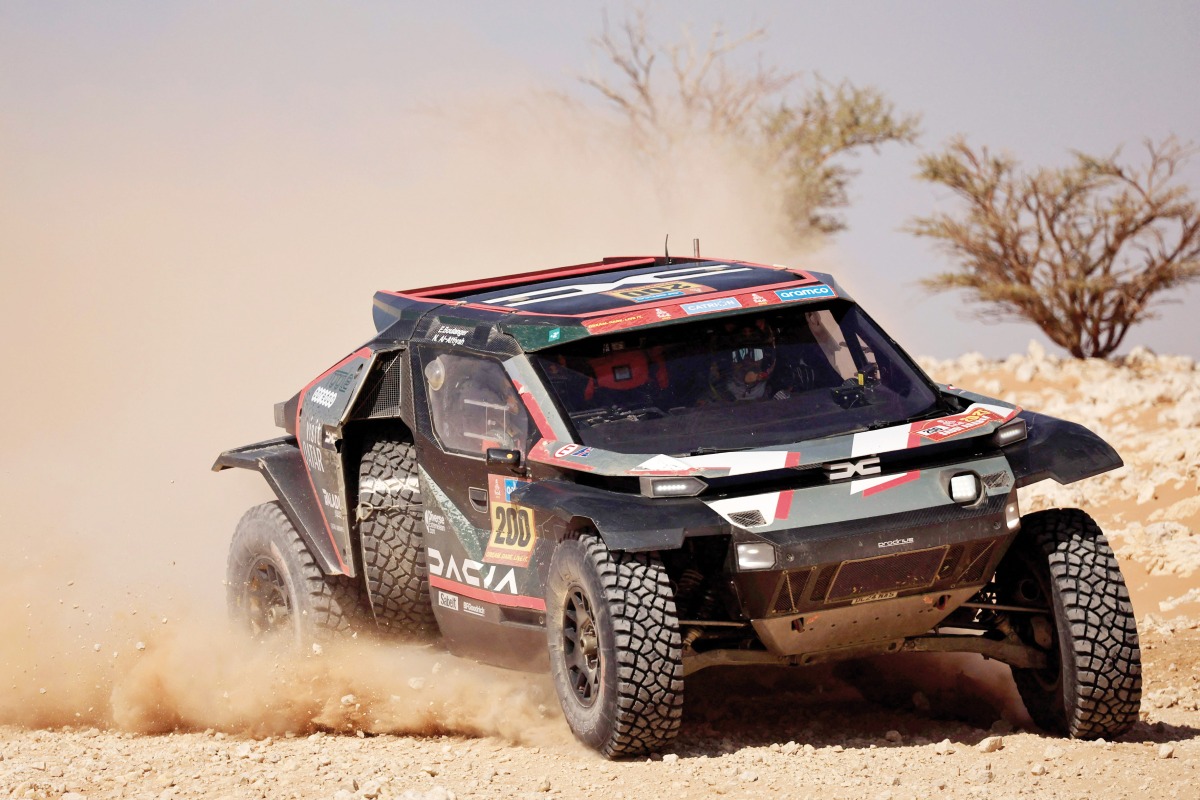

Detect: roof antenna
[664,234,671,264]
[693,238,700,259]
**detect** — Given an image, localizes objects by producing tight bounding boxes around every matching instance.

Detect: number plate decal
[484,501,537,568]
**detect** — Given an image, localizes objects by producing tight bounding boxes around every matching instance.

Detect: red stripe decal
[774,490,794,521]
[784,451,802,468]
[513,380,555,438]
[862,470,921,498]
[429,575,547,611]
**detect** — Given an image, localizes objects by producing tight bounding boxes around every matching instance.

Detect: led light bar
[994,418,1028,446]
[638,476,707,498]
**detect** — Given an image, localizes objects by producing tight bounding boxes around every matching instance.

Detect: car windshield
[530,301,945,455]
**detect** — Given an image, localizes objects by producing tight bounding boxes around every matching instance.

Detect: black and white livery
[216,255,1140,756]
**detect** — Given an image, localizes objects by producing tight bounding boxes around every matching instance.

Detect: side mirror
[485,448,522,468]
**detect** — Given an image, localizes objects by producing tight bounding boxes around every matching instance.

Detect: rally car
[215,255,1140,756]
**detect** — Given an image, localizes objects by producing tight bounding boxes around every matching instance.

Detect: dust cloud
[0,19,1025,739]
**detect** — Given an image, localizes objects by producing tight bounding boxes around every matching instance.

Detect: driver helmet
[715,319,777,399]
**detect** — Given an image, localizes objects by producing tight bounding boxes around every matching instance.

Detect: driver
[704,319,792,402]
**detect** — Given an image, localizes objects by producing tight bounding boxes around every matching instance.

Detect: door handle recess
[468,487,488,513]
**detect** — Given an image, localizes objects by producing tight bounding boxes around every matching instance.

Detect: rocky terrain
[3,346,1198,800]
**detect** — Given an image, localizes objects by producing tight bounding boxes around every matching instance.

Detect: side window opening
[422,350,532,456]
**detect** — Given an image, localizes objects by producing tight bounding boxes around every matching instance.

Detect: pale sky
[3,1,1198,359]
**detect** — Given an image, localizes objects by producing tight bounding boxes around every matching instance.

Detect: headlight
[1005,493,1021,531]
[736,542,776,571]
[949,472,981,504]
[994,418,1027,446]
[638,476,707,497]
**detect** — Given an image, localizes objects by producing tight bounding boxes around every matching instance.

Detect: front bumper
[731,491,1015,657]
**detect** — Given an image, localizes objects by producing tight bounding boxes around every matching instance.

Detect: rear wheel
[226,502,362,642]
[998,508,1141,739]
[358,434,438,637]
[546,534,684,757]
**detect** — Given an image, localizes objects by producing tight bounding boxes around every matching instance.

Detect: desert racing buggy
[215,256,1140,756]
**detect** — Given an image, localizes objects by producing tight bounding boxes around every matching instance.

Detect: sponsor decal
[463,599,486,617]
[320,488,345,520]
[437,591,459,611]
[431,324,471,346]
[631,454,694,473]
[310,386,338,408]
[423,509,447,534]
[485,502,537,568]
[327,369,355,393]
[850,590,899,605]
[751,292,769,305]
[655,308,672,319]
[878,537,915,549]
[301,417,325,473]
[585,312,645,332]
[548,327,561,342]
[775,284,835,302]
[574,447,593,458]
[428,547,521,596]
[488,474,523,502]
[604,280,711,303]
[555,443,580,458]
[826,455,882,481]
[681,296,742,316]
[487,264,752,307]
[916,407,1006,442]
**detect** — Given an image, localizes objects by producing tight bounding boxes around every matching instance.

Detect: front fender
[1006,410,1123,488]
[510,480,726,552]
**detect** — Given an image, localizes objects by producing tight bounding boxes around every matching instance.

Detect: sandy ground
[3,348,1199,799]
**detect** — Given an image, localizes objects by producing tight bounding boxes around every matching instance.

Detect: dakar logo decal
[604,280,711,303]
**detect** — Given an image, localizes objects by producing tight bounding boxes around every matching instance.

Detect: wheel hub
[246,558,291,636]
[562,586,601,707]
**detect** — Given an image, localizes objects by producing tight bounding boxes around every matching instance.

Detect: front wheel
[998,508,1141,739]
[546,535,684,758]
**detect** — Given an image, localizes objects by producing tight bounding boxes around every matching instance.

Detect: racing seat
[583,349,669,406]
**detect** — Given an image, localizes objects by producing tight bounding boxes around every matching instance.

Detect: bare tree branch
[909,136,1200,358]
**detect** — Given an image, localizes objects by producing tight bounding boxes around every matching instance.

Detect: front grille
[828,546,947,601]
[771,568,813,614]
[810,564,837,602]
[960,539,998,583]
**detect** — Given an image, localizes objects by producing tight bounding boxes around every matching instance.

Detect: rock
[62,794,87,800]
[971,769,994,785]
[976,736,1003,753]
[422,766,438,777]
[885,730,903,744]
[340,694,358,706]
[1031,764,1047,776]
[233,743,253,759]
[737,771,759,783]
[662,753,679,764]
[781,741,799,755]
[408,677,426,691]
[1158,743,1176,759]
[989,719,1013,735]
[935,739,955,755]
[536,776,551,792]
[135,641,146,651]
[1043,744,1063,760]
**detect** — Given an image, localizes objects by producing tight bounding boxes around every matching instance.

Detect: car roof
[372,256,851,352]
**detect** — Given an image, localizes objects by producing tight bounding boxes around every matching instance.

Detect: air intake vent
[939,544,965,579]
[828,546,947,601]
[960,540,998,584]
[810,564,837,602]
[729,510,767,528]
[771,568,812,615]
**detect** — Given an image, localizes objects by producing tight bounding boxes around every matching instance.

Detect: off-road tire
[1000,508,1141,739]
[546,534,684,758]
[226,501,362,642]
[358,434,438,637]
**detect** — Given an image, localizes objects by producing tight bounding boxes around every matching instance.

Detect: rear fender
[213,437,348,576]
[1006,410,1123,488]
